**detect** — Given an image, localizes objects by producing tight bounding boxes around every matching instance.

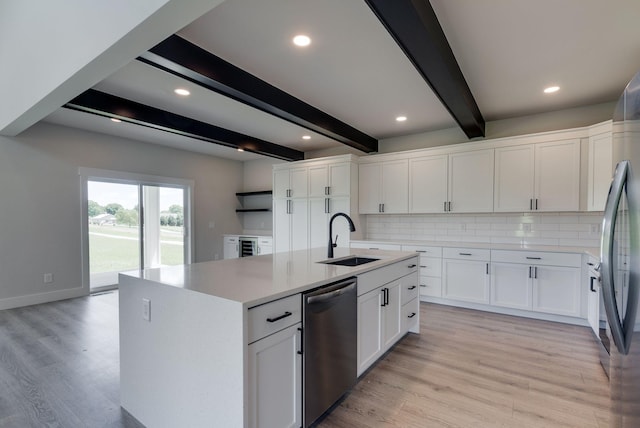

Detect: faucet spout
[328,212,356,258]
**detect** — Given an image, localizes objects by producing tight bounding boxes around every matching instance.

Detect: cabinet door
[358,163,381,214]
[328,163,351,197]
[223,237,239,259]
[588,133,613,211]
[273,169,291,199]
[381,160,409,213]
[490,263,532,310]
[587,274,601,337]
[290,199,308,251]
[448,149,494,213]
[248,324,302,428]
[443,259,490,304]
[409,155,448,213]
[357,288,383,376]
[289,168,308,198]
[308,165,328,198]
[382,281,402,351]
[534,139,580,211]
[308,198,328,249]
[494,145,535,212]
[273,199,291,253]
[532,265,581,316]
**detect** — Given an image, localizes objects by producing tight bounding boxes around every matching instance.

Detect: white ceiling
[44,0,640,161]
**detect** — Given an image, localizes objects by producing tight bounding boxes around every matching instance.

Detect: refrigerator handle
[601,160,635,355]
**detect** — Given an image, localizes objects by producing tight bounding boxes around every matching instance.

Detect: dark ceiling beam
[138,35,378,153]
[64,89,304,161]
[365,0,485,139]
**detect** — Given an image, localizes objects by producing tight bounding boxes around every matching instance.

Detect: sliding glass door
[81,169,192,292]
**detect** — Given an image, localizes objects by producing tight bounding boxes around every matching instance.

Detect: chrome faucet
[328,212,356,258]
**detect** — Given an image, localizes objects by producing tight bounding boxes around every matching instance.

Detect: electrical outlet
[142,298,151,322]
[43,273,54,284]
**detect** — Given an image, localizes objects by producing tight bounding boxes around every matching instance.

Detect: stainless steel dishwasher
[303,277,357,427]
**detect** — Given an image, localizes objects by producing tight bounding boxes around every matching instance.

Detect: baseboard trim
[0,287,88,310]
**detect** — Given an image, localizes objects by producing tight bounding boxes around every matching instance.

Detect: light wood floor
[0,293,609,427]
[319,303,610,428]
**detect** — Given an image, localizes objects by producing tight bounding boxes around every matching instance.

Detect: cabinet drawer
[419,276,442,297]
[443,247,490,261]
[401,245,443,257]
[419,257,442,277]
[357,257,419,296]
[491,250,581,267]
[248,294,301,344]
[258,238,273,245]
[401,275,419,305]
[401,298,419,332]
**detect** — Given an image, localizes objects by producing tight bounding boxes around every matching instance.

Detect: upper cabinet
[359,160,408,214]
[273,167,308,199]
[587,129,613,211]
[308,162,351,198]
[494,139,580,212]
[409,149,494,213]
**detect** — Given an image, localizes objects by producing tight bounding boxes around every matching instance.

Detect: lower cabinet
[224,236,239,259]
[357,280,401,376]
[442,248,491,304]
[490,250,582,317]
[356,257,419,376]
[248,323,302,428]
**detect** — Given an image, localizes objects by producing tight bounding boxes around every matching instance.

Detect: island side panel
[119,274,246,427]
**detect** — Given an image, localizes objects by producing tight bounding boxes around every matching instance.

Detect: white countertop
[351,239,600,259]
[120,247,417,308]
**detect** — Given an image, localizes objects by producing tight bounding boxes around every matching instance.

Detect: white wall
[241,158,285,234]
[0,122,243,309]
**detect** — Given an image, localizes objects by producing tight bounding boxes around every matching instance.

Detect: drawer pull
[526,256,542,260]
[416,250,427,253]
[420,284,427,287]
[408,264,417,268]
[459,252,472,256]
[420,265,427,268]
[266,311,292,323]
[408,312,416,318]
[408,285,417,290]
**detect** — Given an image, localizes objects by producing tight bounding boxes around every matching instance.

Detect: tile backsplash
[365,212,603,248]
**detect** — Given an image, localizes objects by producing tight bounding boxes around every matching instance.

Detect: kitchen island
[118,247,419,428]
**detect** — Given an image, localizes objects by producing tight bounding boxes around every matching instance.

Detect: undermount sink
[319,256,379,267]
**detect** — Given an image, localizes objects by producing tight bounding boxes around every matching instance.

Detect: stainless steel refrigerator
[601,70,640,427]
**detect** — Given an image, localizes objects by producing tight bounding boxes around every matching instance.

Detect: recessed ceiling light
[174,88,190,96]
[237,147,245,152]
[396,116,407,122]
[543,86,560,94]
[293,35,311,47]
[302,135,311,140]
[110,118,121,123]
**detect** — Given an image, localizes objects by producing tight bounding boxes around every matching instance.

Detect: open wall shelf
[235,190,272,212]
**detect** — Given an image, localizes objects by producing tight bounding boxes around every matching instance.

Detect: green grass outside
[89,225,184,274]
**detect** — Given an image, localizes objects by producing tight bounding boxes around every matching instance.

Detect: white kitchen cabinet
[273,198,308,253]
[532,265,581,317]
[402,245,443,297]
[248,323,302,428]
[494,139,580,212]
[409,149,493,214]
[356,257,419,376]
[273,167,308,199]
[490,250,582,317]
[257,237,273,255]
[223,235,239,259]
[409,155,448,213]
[359,159,408,214]
[448,149,494,213]
[587,131,613,211]
[490,263,532,310]
[308,162,351,198]
[442,248,490,304]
